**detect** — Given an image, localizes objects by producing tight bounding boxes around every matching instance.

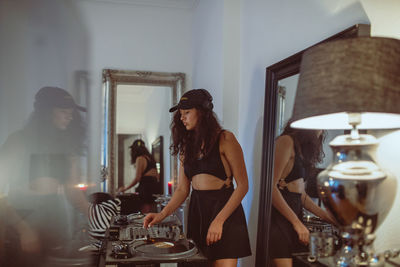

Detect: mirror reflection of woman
[0,86,89,267]
[143,89,251,267]
[117,139,159,213]
[269,119,336,267]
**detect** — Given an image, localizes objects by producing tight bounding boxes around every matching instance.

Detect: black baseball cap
[34,86,87,112]
[169,89,213,112]
[129,139,145,148]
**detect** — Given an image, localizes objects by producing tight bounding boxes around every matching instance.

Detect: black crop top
[142,156,156,174]
[283,153,306,183]
[183,132,229,181]
[29,154,69,183]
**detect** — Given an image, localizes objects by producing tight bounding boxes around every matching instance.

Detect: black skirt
[136,175,158,204]
[187,186,252,260]
[269,188,308,259]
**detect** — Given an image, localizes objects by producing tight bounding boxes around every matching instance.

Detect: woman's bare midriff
[285,178,305,193]
[192,174,230,190]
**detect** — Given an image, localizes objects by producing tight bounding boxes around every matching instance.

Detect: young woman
[269,119,336,267]
[117,139,159,213]
[0,86,89,266]
[143,89,251,267]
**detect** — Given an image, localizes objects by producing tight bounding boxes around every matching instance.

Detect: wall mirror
[101,69,184,194]
[255,24,370,266]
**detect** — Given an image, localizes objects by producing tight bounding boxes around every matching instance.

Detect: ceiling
[84,0,198,9]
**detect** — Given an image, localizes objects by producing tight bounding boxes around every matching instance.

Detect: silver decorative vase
[318,134,397,267]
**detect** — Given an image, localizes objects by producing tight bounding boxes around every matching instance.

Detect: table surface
[293,252,400,267]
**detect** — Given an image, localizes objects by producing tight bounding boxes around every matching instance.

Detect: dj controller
[98,213,207,267]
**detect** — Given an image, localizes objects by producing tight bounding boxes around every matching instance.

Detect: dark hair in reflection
[280,118,326,176]
[170,106,222,164]
[130,139,154,165]
[24,104,86,155]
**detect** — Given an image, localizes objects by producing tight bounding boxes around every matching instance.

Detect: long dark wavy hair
[280,118,326,177]
[130,140,154,165]
[170,106,222,164]
[23,105,86,155]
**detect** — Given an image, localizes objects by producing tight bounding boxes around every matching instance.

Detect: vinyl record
[130,238,198,260]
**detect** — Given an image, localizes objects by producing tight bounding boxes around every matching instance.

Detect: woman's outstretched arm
[118,156,147,193]
[303,193,337,225]
[143,159,190,227]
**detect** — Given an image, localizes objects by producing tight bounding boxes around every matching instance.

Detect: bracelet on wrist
[160,210,167,217]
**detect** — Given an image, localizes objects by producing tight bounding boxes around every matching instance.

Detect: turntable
[303,215,338,235]
[99,213,207,266]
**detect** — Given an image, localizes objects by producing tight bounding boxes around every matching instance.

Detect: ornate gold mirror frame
[101,69,185,193]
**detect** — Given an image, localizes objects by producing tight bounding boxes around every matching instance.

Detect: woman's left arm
[207,131,249,245]
[302,193,337,225]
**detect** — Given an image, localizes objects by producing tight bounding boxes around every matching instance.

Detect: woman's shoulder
[219,130,238,144]
[218,130,242,154]
[220,129,234,139]
[136,155,147,163]
[276,135,294,149]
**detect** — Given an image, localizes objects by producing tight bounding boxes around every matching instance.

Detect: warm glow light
[291,112,400,129]
[75,183,88,190]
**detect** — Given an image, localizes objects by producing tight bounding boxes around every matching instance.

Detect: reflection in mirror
[276,75,299,136]
[116,85,170,195]
[117,134,141,193]
[101,70,184,195]
[276,75,342,199]
[151,136,164,194]
[256,24,370,266]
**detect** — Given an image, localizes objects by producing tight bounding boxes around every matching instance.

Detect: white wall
[0,0,88,145]
[144,87,172,194]
[375,130,400,251]
[191,0,224,118]
[75,1,193,187]
[191,0,241,134]
[116,100,147,134]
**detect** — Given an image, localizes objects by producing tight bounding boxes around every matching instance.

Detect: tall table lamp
[291,37,400,266]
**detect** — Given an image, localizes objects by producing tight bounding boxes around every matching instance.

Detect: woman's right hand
[143,212,164,228]
[117,186,125,194]
[293,221,310,245]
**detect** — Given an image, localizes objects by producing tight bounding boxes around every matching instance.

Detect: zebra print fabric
[88,198,121,242]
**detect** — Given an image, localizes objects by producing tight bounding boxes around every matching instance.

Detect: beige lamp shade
[291,37,400,129]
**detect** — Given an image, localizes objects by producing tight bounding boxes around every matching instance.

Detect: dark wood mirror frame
[255,24,371,266]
